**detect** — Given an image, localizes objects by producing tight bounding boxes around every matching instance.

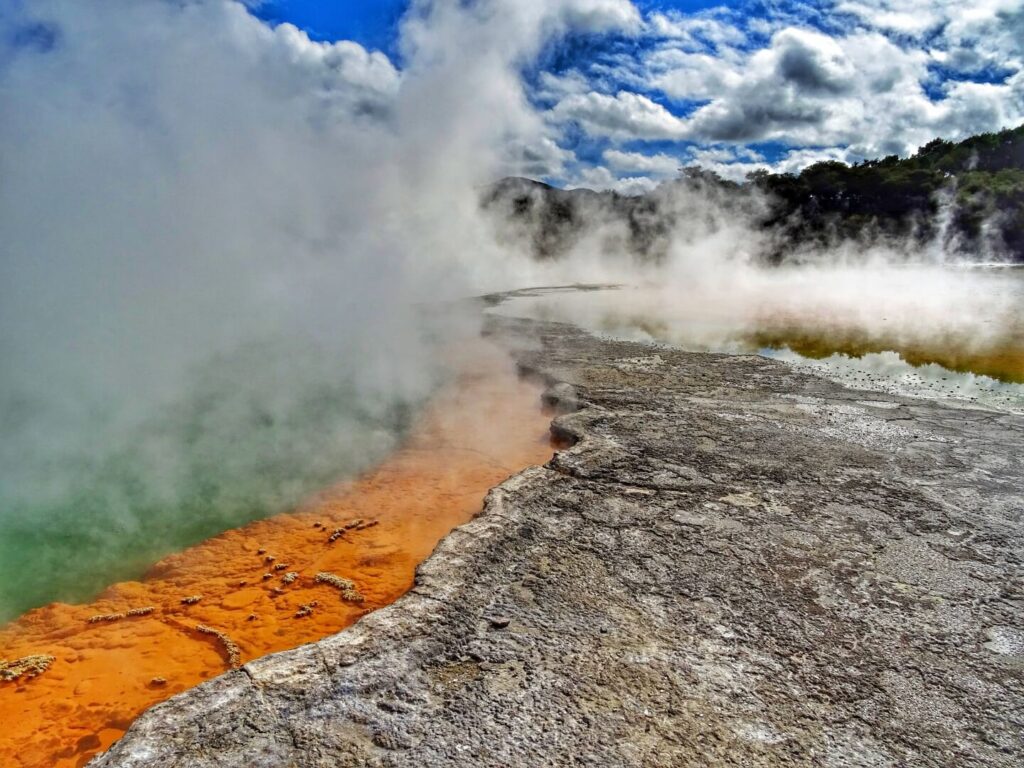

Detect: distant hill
[480,177,679,261]
[751,124,1024,260]
[482,124,1024,263]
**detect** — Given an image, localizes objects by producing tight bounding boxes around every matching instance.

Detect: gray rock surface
[92,314,1024,767]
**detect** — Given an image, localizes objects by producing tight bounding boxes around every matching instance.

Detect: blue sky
[252,1,408,54]
[243,0,1024,191]
[252,1,734,51]
[7,0,1018,194]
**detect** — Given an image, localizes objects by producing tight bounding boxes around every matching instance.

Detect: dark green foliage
[481,177,680,262]
[483,125,1024,263]
[751,124,1024,260]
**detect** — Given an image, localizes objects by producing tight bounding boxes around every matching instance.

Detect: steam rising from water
[490,177,1023,391]
[0,0,638,618]
[0,0,1021,619]
[503,264,1023,358]
[492,266,1024,410]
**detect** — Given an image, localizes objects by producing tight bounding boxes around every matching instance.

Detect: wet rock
[92,316,1024,768]
[541,382,580,414]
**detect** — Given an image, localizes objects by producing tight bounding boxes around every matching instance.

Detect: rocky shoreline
[91,314,1024,767]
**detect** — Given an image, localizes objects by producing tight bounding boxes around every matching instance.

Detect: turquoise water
[0,339,434,623]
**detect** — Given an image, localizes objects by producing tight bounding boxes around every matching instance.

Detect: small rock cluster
[0,654,55,682]
[315,572,364,604]
[327,518,379,544]
[194,624,241,669]
[87,606,156,624]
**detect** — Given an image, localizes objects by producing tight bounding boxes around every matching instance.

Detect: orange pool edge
[0,339,555,768]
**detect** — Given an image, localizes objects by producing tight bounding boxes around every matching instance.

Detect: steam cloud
[0,0,640,618]
[487,176,1024,368]
[0,0,1019,620]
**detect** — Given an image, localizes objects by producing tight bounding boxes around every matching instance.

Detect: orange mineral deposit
[0,341,555,768]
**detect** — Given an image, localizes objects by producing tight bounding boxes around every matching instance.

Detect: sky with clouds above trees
[4,0,1022,195]
[248,0,1024,192]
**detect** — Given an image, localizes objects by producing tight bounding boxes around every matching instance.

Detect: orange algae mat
[0,342,555,768]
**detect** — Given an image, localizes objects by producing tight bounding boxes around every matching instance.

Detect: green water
[0,340,432,623]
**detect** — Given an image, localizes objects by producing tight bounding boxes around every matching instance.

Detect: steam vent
[3,0,1024,767]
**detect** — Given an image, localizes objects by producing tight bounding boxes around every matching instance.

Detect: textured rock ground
[92,313,1024,767]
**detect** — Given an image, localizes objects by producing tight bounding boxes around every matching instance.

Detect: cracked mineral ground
[89,310,1024,767]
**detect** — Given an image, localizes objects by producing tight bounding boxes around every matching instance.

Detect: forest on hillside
[747,123,1024,260]
[484,124,1024,263]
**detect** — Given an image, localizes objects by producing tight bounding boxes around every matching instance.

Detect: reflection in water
[763,349,1024,414]
[491,266,1024,413]
[748,325,1024,385]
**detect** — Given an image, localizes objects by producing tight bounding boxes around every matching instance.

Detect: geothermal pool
[490,265,1024,414]
[3,264,1022,766]
[0,341,554,768]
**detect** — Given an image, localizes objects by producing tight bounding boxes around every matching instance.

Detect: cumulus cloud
[678,145,856,182]
[505,136,576,177]
[646,48,743,100]
[603,149,681,175]
[558,0,643,33]
[534,0,1023,187]
[566,165,661,195]
[771,146,857,174]
[534,69,593,101]
[679,28,933,149]
[549,89,688,140]
[833,0,1022,46]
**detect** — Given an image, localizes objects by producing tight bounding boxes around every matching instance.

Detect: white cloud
[505,136,576,177]
[559,0,643,33]
[646,11,747,49]
[534,69,592,101]
[603,149,681,175]
[268,25,401,103]
[639,22,1024,157]
[540,0,1021,172]
[647,49,743,100]
[549,89,688,140]
[611,175,662,195]
[772,146,856,174]
[677,146,762,181]
[833,0,1024,72]
[833,0,950,36]
[566,165,660,195]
